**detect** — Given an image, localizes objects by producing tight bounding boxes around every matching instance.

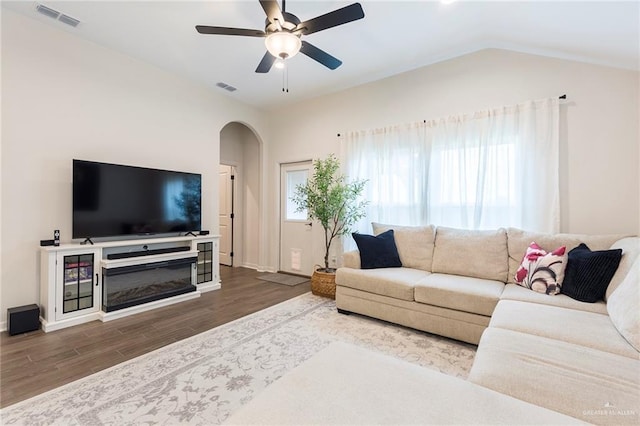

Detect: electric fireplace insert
[102,257,196,312]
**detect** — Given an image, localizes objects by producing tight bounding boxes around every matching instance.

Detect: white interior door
[280,161,314,276]
[219,164,234,266]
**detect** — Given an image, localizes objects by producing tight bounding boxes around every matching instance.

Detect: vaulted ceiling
[3,1,639,110]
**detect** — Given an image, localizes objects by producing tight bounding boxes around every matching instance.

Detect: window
[285,169,308,221]
[343,124,430,228]
[428,137,518,229]
[345,98,560,235]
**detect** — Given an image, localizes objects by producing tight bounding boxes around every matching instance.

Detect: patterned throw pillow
[515,242,567,295]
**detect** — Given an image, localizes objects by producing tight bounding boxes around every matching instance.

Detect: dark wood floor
[0,266,310,408]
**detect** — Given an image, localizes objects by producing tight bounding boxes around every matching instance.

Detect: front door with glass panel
[280,161,314,275]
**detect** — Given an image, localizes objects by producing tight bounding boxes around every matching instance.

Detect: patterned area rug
[0,293,476,425]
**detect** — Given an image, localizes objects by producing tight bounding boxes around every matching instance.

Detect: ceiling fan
[196,0,365,73]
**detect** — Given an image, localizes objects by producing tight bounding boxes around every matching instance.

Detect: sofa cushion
[469,328,640,424]
[606,237,640,300]
[414,274,504,317]
[500,284,608,314]
[337,285,491,327]
[514,242,566,295]
[607,255,640,353]
[352,230,402,269]
[372,223,435,271]
[490,300,639,359]
[335,267,428,301]
[337,286,490,345]
[431,227,508,282]
[507,228,625,284]
[562,243,622,303]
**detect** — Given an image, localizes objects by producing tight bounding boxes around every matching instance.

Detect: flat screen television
[73,159,202,239]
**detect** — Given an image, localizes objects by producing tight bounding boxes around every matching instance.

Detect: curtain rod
[338,95,568,136]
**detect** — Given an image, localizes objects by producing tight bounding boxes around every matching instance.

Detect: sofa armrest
[342,250,361,269]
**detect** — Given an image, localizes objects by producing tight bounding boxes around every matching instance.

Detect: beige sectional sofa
[336,224,640,424]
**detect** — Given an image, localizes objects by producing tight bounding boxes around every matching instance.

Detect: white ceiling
[3,1,639,110]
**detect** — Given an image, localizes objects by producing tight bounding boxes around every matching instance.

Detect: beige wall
[0,10,268,326]
[266,49,640,270]
[2,8,639,324]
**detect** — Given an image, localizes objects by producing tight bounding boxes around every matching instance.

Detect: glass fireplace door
[102,256,196,312]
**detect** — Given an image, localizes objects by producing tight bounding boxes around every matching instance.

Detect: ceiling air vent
[35,3,80,28]
[216,82,237,92]
[58,14,80,28]
[36,4,59,19]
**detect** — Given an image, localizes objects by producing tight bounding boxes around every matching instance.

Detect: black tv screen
[73,160,202,239]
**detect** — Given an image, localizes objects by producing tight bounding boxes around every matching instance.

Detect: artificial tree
[292,154,367,273]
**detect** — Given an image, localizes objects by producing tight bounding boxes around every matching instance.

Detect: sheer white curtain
[428,98,560,231]
[343,97,559,246]
[342,123,430,246]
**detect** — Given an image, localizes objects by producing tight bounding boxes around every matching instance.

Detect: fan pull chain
[281,63,289,93]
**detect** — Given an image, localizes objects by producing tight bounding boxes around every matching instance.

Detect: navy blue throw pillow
[352,229,402,269]
[561,243,622,303]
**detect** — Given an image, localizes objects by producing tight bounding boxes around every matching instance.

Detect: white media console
[39,234,220,332]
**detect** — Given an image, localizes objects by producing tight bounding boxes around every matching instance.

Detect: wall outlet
[330,256,337,266]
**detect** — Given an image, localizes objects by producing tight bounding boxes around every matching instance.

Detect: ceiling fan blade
[255,51,277,73]
[196,25,265,37]
[259,0,285,24]
[300,41,342,70]
[297,3,364,36]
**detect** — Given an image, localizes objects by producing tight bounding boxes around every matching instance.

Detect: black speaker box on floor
[7,304,40,336]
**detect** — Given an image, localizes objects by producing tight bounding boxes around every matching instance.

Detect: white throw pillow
[607,256,640,352]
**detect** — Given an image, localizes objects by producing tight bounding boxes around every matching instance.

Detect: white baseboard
[242,262,259,270]
[237,262,277,273]
[0,321,6,332]
[41,312,102,332]
[255,265,277,273]
[197,281,221,293]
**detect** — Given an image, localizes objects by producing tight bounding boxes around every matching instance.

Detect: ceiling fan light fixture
[265,32,301,60]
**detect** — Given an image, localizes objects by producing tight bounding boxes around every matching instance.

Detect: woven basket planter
[310,268,336,299]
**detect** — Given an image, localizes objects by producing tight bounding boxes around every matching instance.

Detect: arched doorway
[219,122,261,269]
